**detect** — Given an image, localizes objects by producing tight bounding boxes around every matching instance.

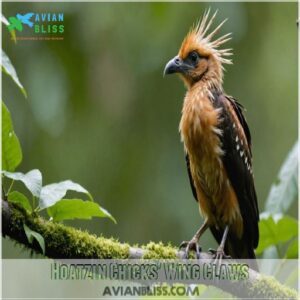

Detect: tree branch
[2,200,298,299]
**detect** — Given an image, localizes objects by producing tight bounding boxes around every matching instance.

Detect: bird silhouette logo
[8,13,35,32]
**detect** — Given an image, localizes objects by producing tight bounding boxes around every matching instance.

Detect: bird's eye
[189,51,199,63]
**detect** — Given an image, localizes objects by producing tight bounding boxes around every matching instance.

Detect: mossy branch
[2,200,298,299]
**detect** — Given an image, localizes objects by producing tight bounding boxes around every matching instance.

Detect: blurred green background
[2,2,297,258]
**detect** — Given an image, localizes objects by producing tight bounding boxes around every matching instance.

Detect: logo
[7,12,64,40]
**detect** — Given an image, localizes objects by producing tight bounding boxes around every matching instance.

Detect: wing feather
[214,93,259,248]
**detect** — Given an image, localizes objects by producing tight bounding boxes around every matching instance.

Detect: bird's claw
[179,239,201,259]
[208,247,231,265]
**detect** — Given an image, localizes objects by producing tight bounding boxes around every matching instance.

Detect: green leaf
[2,169,42,197]
[285,239,298,259]
[256,215,298,254]
[1,14,9,26]
[8,191,32,212]
[47,199,116,223]
[39,180,93,209]
[23,223,45,255]
[265,142,298,214]
[2,102,22,171]
[1,50,27,97]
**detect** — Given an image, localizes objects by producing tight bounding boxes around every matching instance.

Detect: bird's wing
[226,96,252,154]
[214,93,259,248]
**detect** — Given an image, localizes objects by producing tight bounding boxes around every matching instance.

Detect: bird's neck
[182,71,222,97]
[187,78,223,103]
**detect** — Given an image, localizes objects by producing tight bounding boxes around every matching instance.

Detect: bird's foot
[208,247,231,265]
[179,238,201,259]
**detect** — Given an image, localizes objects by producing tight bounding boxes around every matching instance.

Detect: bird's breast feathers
[180,89,221,147]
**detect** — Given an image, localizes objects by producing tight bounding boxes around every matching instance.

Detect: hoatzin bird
[164,10,259,267]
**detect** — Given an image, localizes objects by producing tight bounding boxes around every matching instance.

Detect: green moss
[36,220,130,259]
[250,275,298,299]
[8,202,130,259]
[142,241,177,259]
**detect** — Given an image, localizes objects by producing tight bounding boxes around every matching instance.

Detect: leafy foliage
[1,49,26,97]
[285,238,298,259]
[1,14,9,25]
[258,141,299,259]
[265,142,298,214]
[2,169,115,223]
[2,23,116,254]
[23,223,45,254]
[8,191,32,212]
[2,102,22,172]
[48,199,116,223]
[39,180,93,209]
[256,214,298,256]
[3,169,42,197]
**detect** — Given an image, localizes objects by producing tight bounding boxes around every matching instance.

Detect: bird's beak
[164,56,187,76]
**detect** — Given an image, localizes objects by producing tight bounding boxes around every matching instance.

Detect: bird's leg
[179,219,208,259]
[209,225,231,265]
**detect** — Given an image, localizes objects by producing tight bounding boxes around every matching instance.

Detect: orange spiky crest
[178,10,233,90]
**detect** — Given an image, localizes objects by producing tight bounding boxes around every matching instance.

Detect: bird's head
[164,10,232,90]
